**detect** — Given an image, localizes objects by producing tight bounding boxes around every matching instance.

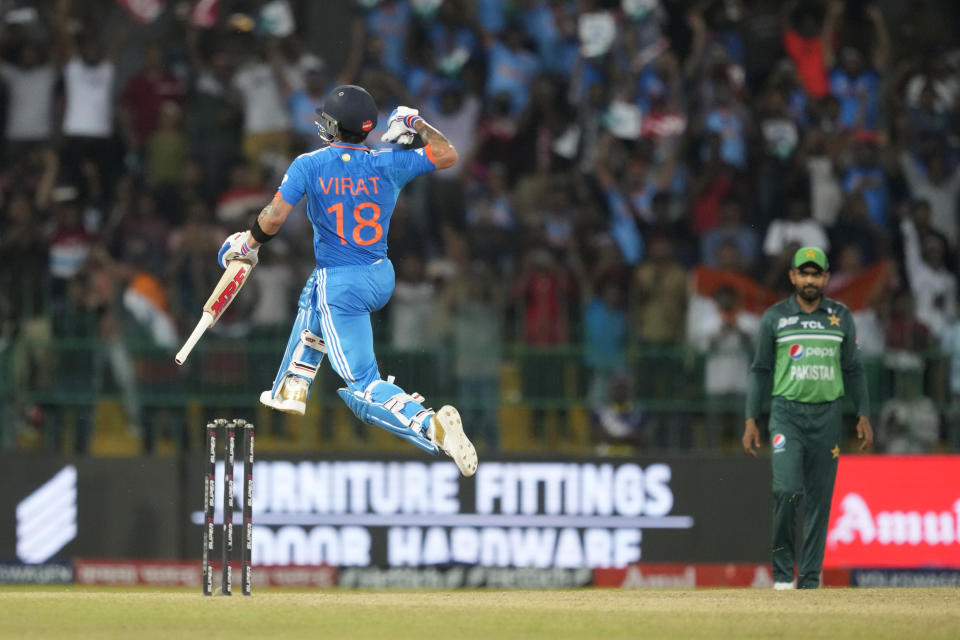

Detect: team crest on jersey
[772,434,786,450]
[342,154,351,161]
[789,344,804,359]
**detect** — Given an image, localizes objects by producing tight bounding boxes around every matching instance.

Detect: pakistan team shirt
[745,296,869,418]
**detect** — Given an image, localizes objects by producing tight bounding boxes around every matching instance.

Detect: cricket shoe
[259,375,309,415]
[773,581,797,590]
[428,405,478,477]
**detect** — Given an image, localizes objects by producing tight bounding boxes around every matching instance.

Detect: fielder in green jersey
[743,246,874,589]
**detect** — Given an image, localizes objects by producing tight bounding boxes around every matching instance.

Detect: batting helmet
[316,85,378,143]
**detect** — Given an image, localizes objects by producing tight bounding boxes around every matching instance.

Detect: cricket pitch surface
[1,586,957,639]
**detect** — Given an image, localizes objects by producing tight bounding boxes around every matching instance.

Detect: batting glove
[217,231,259,269]
[381,106,422,145]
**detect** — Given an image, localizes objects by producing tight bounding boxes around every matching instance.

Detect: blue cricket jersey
[276,141,436,268]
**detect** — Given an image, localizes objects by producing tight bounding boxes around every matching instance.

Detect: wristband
[250,219,276,244]
[403,114,423,129]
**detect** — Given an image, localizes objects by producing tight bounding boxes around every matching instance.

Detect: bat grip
[175,313,214,365]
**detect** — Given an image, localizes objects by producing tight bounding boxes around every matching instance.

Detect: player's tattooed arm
[414,120,459,170]
[247,195,294,247]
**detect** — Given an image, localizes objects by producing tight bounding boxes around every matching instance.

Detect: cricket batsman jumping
[217,84,478,476]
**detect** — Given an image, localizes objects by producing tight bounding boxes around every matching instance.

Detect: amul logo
[828,493,960,547]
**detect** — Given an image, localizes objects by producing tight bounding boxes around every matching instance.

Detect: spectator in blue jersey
[594,155,643,267]
[842,135,889,226]
[288,62,330,152]
[632,53,675,116]
[217,84,477,477]
[701,197,760,273]
[347,0,411,79]
[521,0,578,75]
[703,88,747,168]
[476,0,506,37]
[829,48,881,131]
[825,5,889,131]
[484,25,541,116]
[465,162,517,230]
[582,276,629,410]
[422,1,481,78]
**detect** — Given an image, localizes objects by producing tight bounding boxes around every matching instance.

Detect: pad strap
[300,330,327,353]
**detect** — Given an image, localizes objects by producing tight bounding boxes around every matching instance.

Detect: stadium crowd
[1,0,959,454]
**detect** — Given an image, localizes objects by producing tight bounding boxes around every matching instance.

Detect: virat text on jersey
[318,176,382,196]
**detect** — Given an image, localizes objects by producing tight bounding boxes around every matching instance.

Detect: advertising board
[0,457,181,563]
[187,456,771,568]
[825,456,960,569]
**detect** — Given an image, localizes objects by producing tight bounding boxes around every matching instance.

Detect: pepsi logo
[789,344,804,359]
[772,434,786,449]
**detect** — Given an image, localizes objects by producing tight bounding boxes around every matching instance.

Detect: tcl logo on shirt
[825,456,960,568]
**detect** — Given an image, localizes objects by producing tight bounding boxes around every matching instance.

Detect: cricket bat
[175,259,255,365]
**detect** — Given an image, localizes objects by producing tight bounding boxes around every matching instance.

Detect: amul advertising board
[825,456,960,569]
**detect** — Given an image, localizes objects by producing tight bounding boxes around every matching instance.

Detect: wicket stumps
[241,419,254,595]
[202,419,254,596]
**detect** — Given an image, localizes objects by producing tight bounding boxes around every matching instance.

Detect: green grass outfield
[1,587,958,639]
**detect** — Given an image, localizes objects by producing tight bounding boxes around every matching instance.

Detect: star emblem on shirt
[828,314,840,326]
[831,444,840,459]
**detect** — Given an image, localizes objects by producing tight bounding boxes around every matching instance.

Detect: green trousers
[769,396,842,589]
